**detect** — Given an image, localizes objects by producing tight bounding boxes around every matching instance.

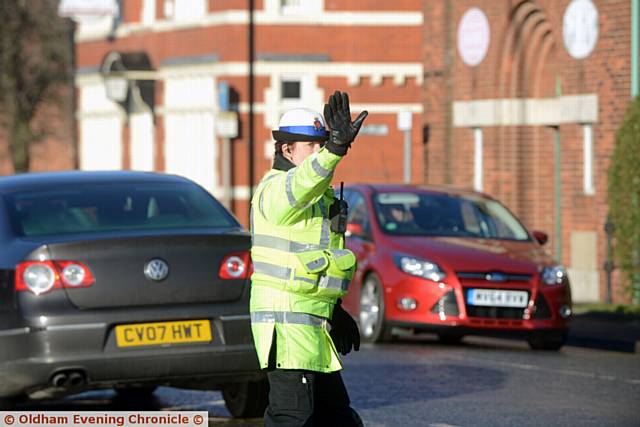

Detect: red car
[341,184,572,350]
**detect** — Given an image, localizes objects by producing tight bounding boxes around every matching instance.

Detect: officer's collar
[273,153,296,171]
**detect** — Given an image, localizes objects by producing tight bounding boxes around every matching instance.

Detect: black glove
[329,301,361,355]
[323,90,368,156]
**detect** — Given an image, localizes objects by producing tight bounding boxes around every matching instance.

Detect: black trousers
[264,368,363,427]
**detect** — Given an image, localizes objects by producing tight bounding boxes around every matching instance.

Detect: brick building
[4,0,633,303]
[423,0,637,302]
[72,0,424,228]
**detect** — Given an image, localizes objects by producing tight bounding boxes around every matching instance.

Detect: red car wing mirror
[532,230,548,245]
[346,222,364,238]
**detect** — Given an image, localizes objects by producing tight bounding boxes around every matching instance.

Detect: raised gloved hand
[323,90,368,156]
[329,300,361,355]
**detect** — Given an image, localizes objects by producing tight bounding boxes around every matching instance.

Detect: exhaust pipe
[51,373,68,388]
[51,370,86,389]
[68,371,86,388]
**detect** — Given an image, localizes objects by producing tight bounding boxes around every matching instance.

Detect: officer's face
[284,141,323,166]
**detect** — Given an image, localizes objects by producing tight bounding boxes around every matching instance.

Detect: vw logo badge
[144,258,169,282]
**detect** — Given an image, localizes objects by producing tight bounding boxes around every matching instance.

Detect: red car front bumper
[380,270,571,334]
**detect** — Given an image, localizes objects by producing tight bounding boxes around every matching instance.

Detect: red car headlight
[541,265,568,285]
[393,254,446,282]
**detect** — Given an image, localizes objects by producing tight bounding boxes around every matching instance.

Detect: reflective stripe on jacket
[249,148,356,372]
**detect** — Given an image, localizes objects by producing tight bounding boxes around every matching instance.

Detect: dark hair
[274,141,289,155]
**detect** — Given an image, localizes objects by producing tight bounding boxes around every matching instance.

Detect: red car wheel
[359,273,393,343]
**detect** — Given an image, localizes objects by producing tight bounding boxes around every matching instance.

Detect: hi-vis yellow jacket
[250,148,357,372]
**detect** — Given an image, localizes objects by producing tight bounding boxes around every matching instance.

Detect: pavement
[568,310,640,353]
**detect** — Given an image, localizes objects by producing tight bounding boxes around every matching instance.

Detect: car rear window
[4,182,239,237]
[374,192,530,241]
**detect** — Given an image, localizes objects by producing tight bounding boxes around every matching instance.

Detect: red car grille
[456,272,533,282]
[456,271,533,321]
[430,290,460,317]
[468,318,525,327]
[465,305,527,320]
[532,293,552,319]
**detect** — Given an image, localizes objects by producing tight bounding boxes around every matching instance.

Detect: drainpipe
[633,0,639,98]
[443,0,454,184]
[67,19,79,170]
[248,0,255,222]
[554,76,562,264]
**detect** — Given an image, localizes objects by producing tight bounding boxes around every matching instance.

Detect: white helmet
[272,108,329,142]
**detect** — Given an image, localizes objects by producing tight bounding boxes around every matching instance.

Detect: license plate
[115,320,212,348]
[467,289,529,308]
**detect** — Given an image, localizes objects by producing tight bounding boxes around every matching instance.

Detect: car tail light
[16,261,59,295]
[15,260,95,295]
[219,251,252,280]
[57,261,95,288]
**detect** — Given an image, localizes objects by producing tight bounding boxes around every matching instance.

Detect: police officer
[250,90,368,426]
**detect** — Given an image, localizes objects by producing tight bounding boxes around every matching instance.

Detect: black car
[0,171,267,416]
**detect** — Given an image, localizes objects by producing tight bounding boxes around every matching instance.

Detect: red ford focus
[341,184,572,350]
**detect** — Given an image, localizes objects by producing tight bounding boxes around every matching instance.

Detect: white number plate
[467,289,529,308]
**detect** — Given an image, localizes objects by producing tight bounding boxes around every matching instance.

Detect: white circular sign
[457,8,491,67]
[563,0,599,59]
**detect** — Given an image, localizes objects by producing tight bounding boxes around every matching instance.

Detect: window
[141,0,156,25]
[342,189,354,206]
[269,74,321,129]
[130,112,154,171]
[460,200,482,235]
[373,192,530,241]
[164,0,206,21]
[5,183,238,237]
[346,192,371,238]
[281,80,301,100]
[281,0,322,15]
[583,124,595,195]
[163,76,216,194]
[279,76,304,115]
[79,84,122,171]
[473,127,483,191]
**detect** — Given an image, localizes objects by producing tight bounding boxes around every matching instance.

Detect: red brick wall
[122,0,143,23]
[326,0,420,12]
[423,0,633,302]
[210,0,251,11]
[77,25,420,68]
[318,76,422,104]
[75,2,423,226]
